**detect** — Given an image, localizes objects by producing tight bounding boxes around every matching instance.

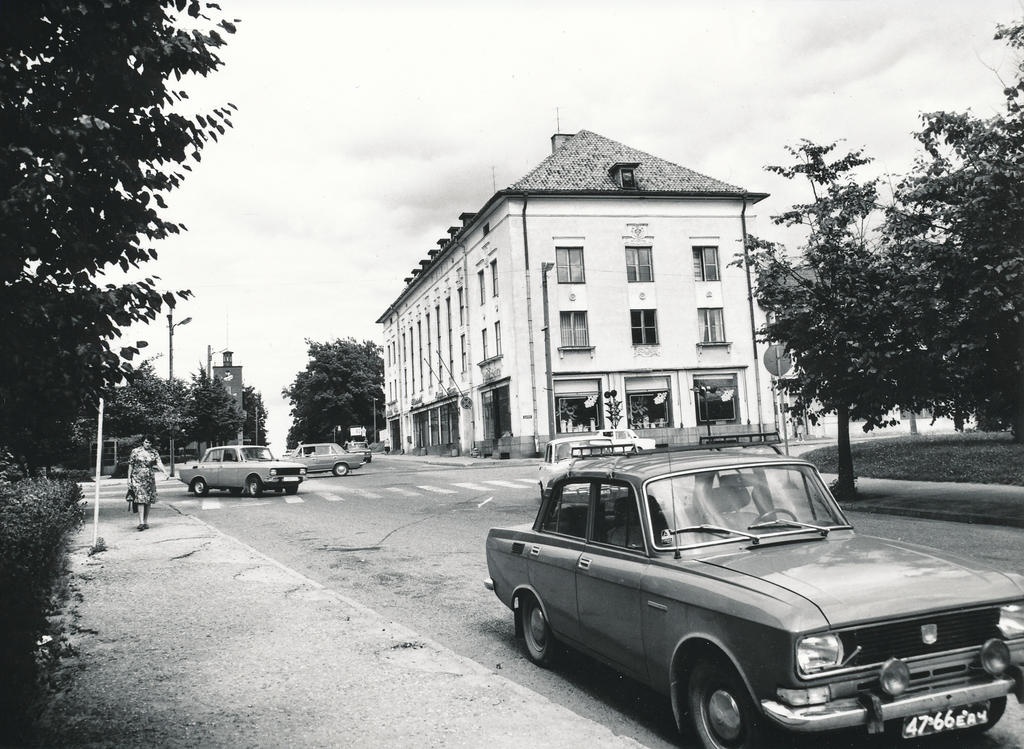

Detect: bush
[0,477,84,743]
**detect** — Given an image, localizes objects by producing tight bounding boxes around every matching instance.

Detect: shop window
[556,393,600,433]
[693,375,739,424]
[628,391,670,429]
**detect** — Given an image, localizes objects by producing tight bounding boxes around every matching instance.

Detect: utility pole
[167,311,192,476]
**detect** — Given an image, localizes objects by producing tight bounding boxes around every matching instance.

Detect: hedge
[0,475,84,743]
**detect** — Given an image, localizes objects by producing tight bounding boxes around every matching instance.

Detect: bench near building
[376,129,774,458]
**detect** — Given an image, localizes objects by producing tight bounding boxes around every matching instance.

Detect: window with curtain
[555,247,585,283]
[698,307,726,342]
[559,311,590,347]
[625,246,653,282]
[692,246,720,281]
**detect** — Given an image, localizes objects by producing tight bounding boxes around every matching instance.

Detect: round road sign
[763,344,792,377]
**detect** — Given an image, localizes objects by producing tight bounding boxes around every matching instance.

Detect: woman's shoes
[137,524,149,531]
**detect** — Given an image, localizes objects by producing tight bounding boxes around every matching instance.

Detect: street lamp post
[167,311,192,476]
[372,397,377,443]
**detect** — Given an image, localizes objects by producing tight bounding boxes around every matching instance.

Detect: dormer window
[610,162,640,189]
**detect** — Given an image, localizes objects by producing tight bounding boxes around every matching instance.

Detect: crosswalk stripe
[284,495,304,504]
[514,478,538,484]
[348,489,382,499]
[417,485,457,494]
[483,480,524,489]
[384,487,420,496]
[453,482,490,491]
[320,493,347,502]
[201,499,222,510]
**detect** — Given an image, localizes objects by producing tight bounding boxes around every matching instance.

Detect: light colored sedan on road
[289,442,365,476]
[178,445,306,497]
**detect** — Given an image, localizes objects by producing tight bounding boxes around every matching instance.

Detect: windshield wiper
[747,519,833,536]
[667,524,761,545]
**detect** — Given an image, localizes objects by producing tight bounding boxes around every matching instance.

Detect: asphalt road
[159,456,1024,748]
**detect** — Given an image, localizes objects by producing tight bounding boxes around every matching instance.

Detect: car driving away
[178,445,306,497]
[484,444,1024,749]
[289,442,365,476]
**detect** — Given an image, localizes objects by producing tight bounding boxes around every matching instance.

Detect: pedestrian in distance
[127,435,167,531]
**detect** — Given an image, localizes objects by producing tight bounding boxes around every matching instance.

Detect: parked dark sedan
[485,446,1024,748]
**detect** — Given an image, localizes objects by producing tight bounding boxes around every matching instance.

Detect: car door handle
[578,557,592,570]
[529,545,541,557]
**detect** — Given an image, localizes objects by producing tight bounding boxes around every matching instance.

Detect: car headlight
[269,468,278,476]
[998,602,1024,639]
[796,633,844,675]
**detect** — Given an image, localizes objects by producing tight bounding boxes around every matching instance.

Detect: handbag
[126,487,138,513]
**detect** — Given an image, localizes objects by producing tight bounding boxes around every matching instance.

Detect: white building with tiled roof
[376,130,775,458]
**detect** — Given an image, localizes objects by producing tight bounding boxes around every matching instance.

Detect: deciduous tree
[283,339,384,447]
[747,141,922,498]
[887,21,1024,441]
[0,1,238,472]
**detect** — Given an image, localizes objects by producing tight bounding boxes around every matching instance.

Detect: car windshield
[239,447,274,462]
[645,464,849,550]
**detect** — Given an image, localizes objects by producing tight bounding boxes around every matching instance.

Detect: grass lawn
[799,432,1024,486]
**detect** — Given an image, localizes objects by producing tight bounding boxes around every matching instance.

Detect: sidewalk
[30,457,1024,747]
[33,498,644,748]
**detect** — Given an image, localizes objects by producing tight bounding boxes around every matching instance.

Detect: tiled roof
[509,129,747,194]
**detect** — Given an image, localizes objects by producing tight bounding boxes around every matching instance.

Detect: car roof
[561,447,808,483]
[546,434,614,446]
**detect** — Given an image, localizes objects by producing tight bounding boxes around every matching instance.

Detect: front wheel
[332,462,350,477]
[520,595,557,667]
[244,475,263,497]
[688,657,765,749]
[190,477,209,497]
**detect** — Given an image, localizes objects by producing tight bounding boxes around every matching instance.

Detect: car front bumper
[761,674,1017,733]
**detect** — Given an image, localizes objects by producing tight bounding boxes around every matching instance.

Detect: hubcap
[528,608,547,648]
[707,688,742,742]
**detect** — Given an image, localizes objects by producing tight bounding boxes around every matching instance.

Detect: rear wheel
[332,462,350,477]
[520,595,556,667]
[244,475,263,497]
[189,477,209,496]
[687,657,765,749]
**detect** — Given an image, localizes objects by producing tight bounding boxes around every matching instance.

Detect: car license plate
[901,702,989,738]
[282,476,299,482]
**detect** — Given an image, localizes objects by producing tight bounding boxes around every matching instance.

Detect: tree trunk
[835,404,856,500]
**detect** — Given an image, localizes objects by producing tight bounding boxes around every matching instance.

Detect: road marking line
[320,493,347,502]
[514,478,538,484]
[201,499,222,510]
[483,480,523,489]
[383,487,420,496]
[453,482,491,491]
[284,495,304,504]
[478,497,493,508]
[417,485,457,494]
[348,489,382,499]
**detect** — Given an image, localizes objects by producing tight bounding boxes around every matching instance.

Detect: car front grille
[275,467,303,477]
[838,607,1001,667]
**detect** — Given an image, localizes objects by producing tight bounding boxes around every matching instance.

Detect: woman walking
[127,436,166,531]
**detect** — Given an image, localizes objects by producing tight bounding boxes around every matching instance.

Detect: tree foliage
[0,1,238,472]
[242,385,268,446]
[283,339,384,447]
[746,141,917,498]
[886,21,1024,440]
[186,368,243,446]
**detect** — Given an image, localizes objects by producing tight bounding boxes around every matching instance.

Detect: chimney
[551,133,572,153]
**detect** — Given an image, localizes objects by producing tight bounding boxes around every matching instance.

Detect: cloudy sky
[120,0,1020,450]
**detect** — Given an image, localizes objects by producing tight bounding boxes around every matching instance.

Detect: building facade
[377,130,775,458]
